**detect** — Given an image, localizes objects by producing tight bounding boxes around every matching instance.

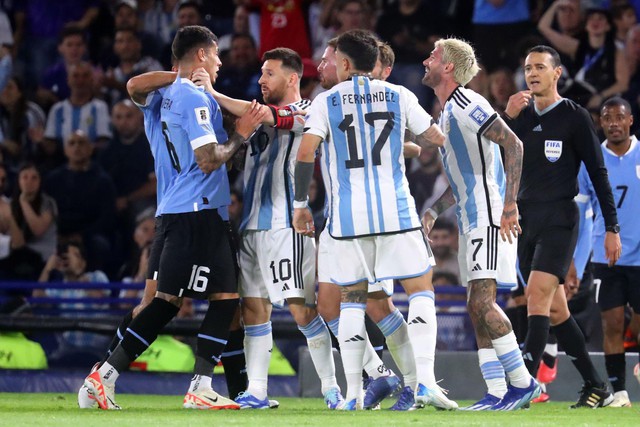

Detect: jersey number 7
[338,112,395,169]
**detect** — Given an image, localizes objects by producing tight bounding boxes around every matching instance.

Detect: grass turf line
[0,393,638,426]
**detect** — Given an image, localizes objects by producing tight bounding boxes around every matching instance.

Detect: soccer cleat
[537,359,558,384]
[415,383,458,410]
[233,391,270,409]
[491,379,541,411]
[78,362,100,409]
[461,393,501,411]
[338,398,361,411]
[532,392,550,403]
[570,382,614,409]
[268,399,280,409]
[323,387,346,409]
[183,388,240,410]
[83,370,120,410]
[363,375,401,409]
[389,386,416,411]
[608,390,632,408]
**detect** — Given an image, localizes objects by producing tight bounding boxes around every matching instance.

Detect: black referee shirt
[504,98,618,227]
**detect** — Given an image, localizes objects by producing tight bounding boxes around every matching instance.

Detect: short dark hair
[377,41,395,69]
[58,25,86,45]
[601,96,632,113]
[172,25,218,61]
[231,32,256,49]
[336,29,378,72]
[178,0,202,15]
[327,37,339,50]
[262,48,303,76]
[527,45,562,68]
[611,3,635,20]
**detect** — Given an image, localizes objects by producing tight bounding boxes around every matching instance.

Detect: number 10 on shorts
[187,265,210,292]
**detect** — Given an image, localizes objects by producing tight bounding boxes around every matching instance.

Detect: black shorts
[146,217,162,281]
[517,200,578,284]
[593,263,640,312]
[153,209,238,299]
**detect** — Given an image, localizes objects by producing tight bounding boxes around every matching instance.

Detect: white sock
[189,374,212,392]
[98,362,119,386]
[338,304,366,402]
[407,292,437,386]
[244,321,272,400]
[544,342,558,358]
[492,332,531,388]
[298,315,339,394]
[478,348,507,398]
[380,309,416,390]
[363,335,392,380]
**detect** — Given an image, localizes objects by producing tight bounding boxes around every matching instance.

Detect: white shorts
[317,228,434,287]
[458,226,517,290]
[238,229,316,307]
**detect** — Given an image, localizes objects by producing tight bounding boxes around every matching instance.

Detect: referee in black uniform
[503,45,622,408]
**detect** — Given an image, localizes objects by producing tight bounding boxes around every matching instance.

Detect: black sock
[523,315,550,376]
[115,298,179,371]
[605,353,626,392]
[541,331,557,369]
[553,316,604,387]
[221,328,248,399]
[195,299,239,376]
[102,310,134,365]
[365,314,385,359]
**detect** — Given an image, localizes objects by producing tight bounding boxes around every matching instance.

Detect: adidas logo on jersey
[533,124,542,132]
[345,334,365,343]
[281,283,290,292]
[409,316,427,325]
[472,263,482,271]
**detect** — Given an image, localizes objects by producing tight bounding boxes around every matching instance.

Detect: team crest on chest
[544,140,562,162]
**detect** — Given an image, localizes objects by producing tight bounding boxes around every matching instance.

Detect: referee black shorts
[151,208,238,299]
[517,199,579,284]
[593,263,640,312]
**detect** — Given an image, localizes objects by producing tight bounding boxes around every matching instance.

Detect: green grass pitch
[1,393,638,426]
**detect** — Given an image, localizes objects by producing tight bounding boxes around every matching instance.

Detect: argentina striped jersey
[438,87,505,234]
[241,99,311,231]
[305,76,430,238]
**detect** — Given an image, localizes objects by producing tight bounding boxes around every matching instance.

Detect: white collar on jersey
[179,77,205,91]
[602,135,638,157]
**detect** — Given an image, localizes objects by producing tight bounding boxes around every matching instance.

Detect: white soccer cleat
[78,363,100,409]
[415,383,458,410]
[608,390,632,408]
[84,370,121,410]
[183,388,240,410]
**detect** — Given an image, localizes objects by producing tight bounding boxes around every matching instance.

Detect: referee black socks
[553,316,605,387]
[523,315,550,376]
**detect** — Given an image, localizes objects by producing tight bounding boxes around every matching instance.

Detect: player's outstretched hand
[293,208,315,237]
[500,202,521,244]
[604,231,622,266]
[421,210,436,236]
[504,90,532,119]
[236,100,268,139]
[191,67,213,94]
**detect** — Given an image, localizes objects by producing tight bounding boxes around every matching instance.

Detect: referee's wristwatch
[606,224,620,233]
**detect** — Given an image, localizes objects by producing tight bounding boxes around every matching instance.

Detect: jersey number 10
[338,112,395,169]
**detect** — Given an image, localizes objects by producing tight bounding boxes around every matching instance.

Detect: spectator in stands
[43,61,112,160]
[407,144,442,214]
[0,163,27,279]
[624,24,640,134]
[217,5,250,56]
[612,2,637,49]
[215,33,261,101]
[43,130,116,273]
[159,0,204,69]
[118,207,154,285]
[228,188,243,246]
[539,4,630,108]
[139,0,180,48]
[113,0,159,59]
[35,239,110,364]
[430,219,461,285]
[101,28,162,106]
[0,76,47,171]
[376,0,444,109]
[488,68,517,115]
[472,0,533,73]
[100,99,155,256]
[37,26,88,110]
[0,45,11,94]
[300,57,320,100]
[312,0,370,60]
[13,0,99,91]
[466,62,490,99]
[10,163,57,266]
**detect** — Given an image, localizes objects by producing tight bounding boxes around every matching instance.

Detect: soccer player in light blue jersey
[83,25,267,410]
[575,97,640,408]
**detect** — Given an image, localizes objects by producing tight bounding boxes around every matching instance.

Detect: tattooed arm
[414,123,445,147]
[422,185,456,234]
[483,116,523,243]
